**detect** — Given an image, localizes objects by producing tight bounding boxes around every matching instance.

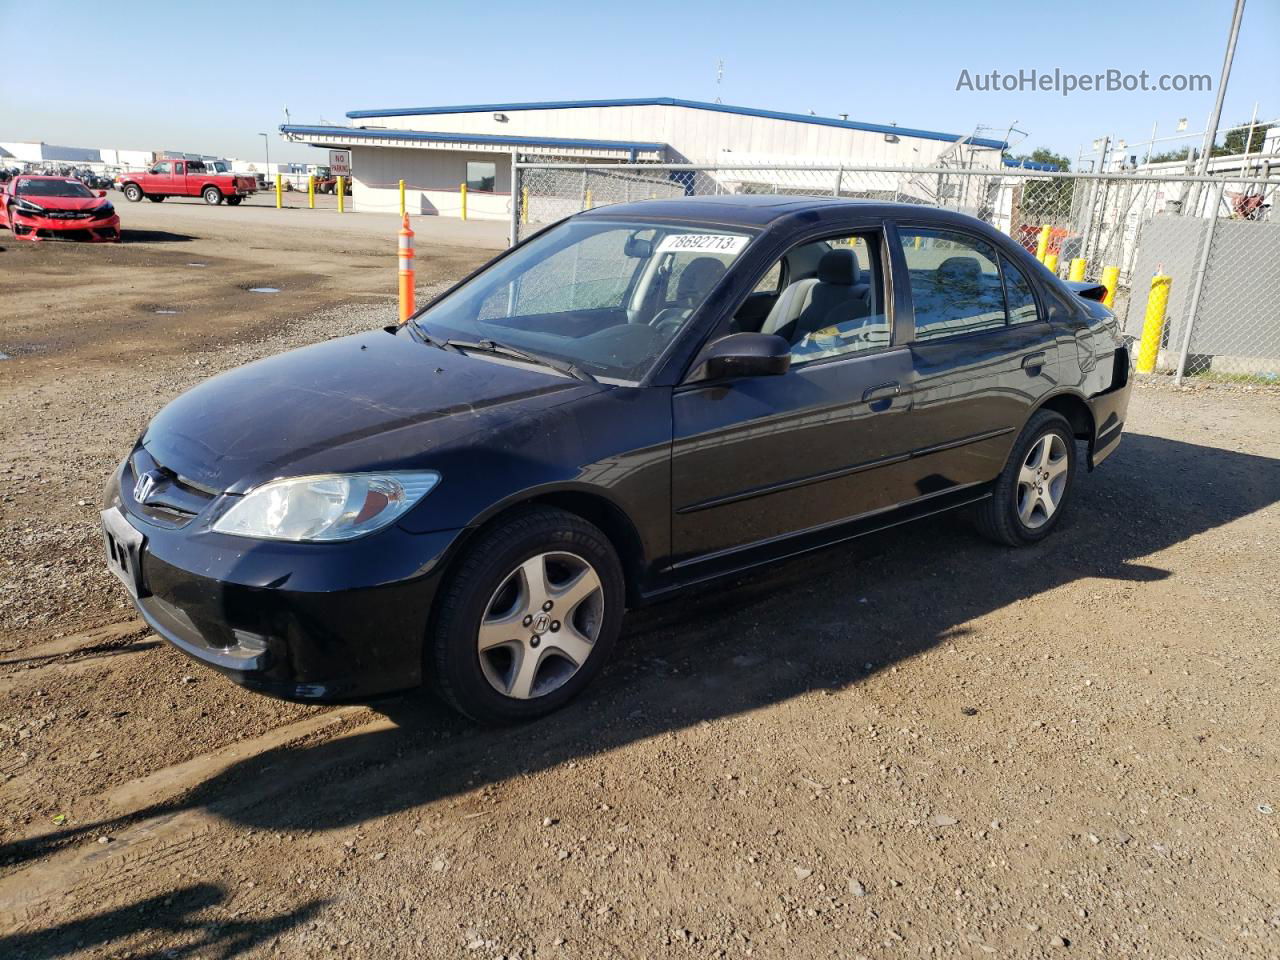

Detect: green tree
[1005,148,1071,171]
[1216,121,1273,156]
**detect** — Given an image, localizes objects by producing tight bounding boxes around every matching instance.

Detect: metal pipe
[1174,181,1227,385]
[1196,0,1247,177]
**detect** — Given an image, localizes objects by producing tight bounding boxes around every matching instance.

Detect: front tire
[147,195,165,202]
[430,507,625,724]
[123,184,143,202]
[974,410,1076,546]
[202,186,223,205]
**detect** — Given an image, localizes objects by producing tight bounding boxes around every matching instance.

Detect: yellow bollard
[585,188,593,210]
[1100,265,1120,309]
[399,179,406,217]
[520,186,528,225]
[459,183,467,221]
[337,176,345,213]
[275,174,282,209]
[1035,225,1051,263]
[1068,258,1086,282]
[1044,253,1059,275]
[308,175,315,209]
[1136,274,1172,373]
[398,214,415,325]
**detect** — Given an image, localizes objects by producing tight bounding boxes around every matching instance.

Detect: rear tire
[429,507,625,724]
[202,186,222,205]
[147,195,165,203]
[226,196,242,206]
[123,184,143,202]
[974,410,1076,547]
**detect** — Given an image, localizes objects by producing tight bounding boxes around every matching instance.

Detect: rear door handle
[1022,351,1047,372]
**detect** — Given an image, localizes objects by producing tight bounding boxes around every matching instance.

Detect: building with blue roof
[281,97,1009,219]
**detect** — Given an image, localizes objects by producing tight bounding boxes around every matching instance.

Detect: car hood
[141,329,603,494]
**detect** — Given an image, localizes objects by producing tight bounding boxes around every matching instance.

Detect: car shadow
[121,229,197,244]
[0,882,326,959]
[2,432,1277,937]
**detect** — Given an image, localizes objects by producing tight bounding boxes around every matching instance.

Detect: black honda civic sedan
[102,196,1131,722]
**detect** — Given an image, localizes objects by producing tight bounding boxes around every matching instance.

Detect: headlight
[14,198,44,214]
[90,202,114,218]
[211,471,440,542]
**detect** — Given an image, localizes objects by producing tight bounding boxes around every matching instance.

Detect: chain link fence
[512,161,1280,385]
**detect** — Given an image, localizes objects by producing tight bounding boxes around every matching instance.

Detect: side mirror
[96,190,107,198]
[689,332,791,382]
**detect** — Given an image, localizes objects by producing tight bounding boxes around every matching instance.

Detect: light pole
[258,132,270,187]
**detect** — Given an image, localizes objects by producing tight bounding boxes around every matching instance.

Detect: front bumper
[103,463,464,701]
[10,209,121,242]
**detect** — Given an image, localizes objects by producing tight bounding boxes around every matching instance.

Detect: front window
[15,178,95,198]
[415,218,755,382]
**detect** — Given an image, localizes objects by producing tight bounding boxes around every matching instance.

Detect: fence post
[508,160,520,248]
[1173,180,1226,386]
[833,165,842,198]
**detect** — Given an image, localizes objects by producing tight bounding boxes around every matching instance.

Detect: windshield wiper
[405,319,455,352]
[445,338,598,384]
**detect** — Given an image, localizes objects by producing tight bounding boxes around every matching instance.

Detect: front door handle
[862,381,901,411]
[1021,351,1047,373]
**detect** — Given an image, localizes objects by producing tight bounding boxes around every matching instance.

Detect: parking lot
[1,201,1278,958]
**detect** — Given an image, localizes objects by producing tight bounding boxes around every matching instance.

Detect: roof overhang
[279,124,666,161]
[340,98,1008,151]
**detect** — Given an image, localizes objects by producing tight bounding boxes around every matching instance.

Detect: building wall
[371,104,1001,168]
[351,146,512,219]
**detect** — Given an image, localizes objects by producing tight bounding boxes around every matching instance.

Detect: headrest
[817,248,860,286]
[937,256,982,286]
[675,256,727,302]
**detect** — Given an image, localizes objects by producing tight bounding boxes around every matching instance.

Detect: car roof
[574,195,984,230]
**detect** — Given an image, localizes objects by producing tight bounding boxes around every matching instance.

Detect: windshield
[415,218,754,382]
[15,178,95,198]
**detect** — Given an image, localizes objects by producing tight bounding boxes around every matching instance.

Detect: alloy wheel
[1016,432,1069,529]
[477,551,604,700]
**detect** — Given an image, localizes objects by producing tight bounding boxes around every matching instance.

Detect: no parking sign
[329,150,351,176]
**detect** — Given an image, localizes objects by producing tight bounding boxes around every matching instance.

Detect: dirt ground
[1,204,1278,959]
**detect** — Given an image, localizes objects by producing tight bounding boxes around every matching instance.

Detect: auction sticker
[656,233,749,255]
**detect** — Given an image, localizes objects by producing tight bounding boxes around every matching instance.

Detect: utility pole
[1196,0,1246,176]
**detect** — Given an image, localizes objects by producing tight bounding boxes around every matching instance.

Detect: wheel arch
[1034,390,1094,442]
[450,485,649,607]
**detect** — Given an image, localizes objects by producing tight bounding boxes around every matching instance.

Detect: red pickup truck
[118,159,256,206]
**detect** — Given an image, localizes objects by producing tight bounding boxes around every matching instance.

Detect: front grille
[125,447,217,527]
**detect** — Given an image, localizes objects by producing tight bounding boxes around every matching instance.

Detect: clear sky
[1,0,1276,168]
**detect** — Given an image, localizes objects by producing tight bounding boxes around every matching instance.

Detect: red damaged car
[0,175,121,242]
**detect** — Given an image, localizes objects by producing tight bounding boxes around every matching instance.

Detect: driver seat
[649,256,727,331]
[761,249,870,342]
